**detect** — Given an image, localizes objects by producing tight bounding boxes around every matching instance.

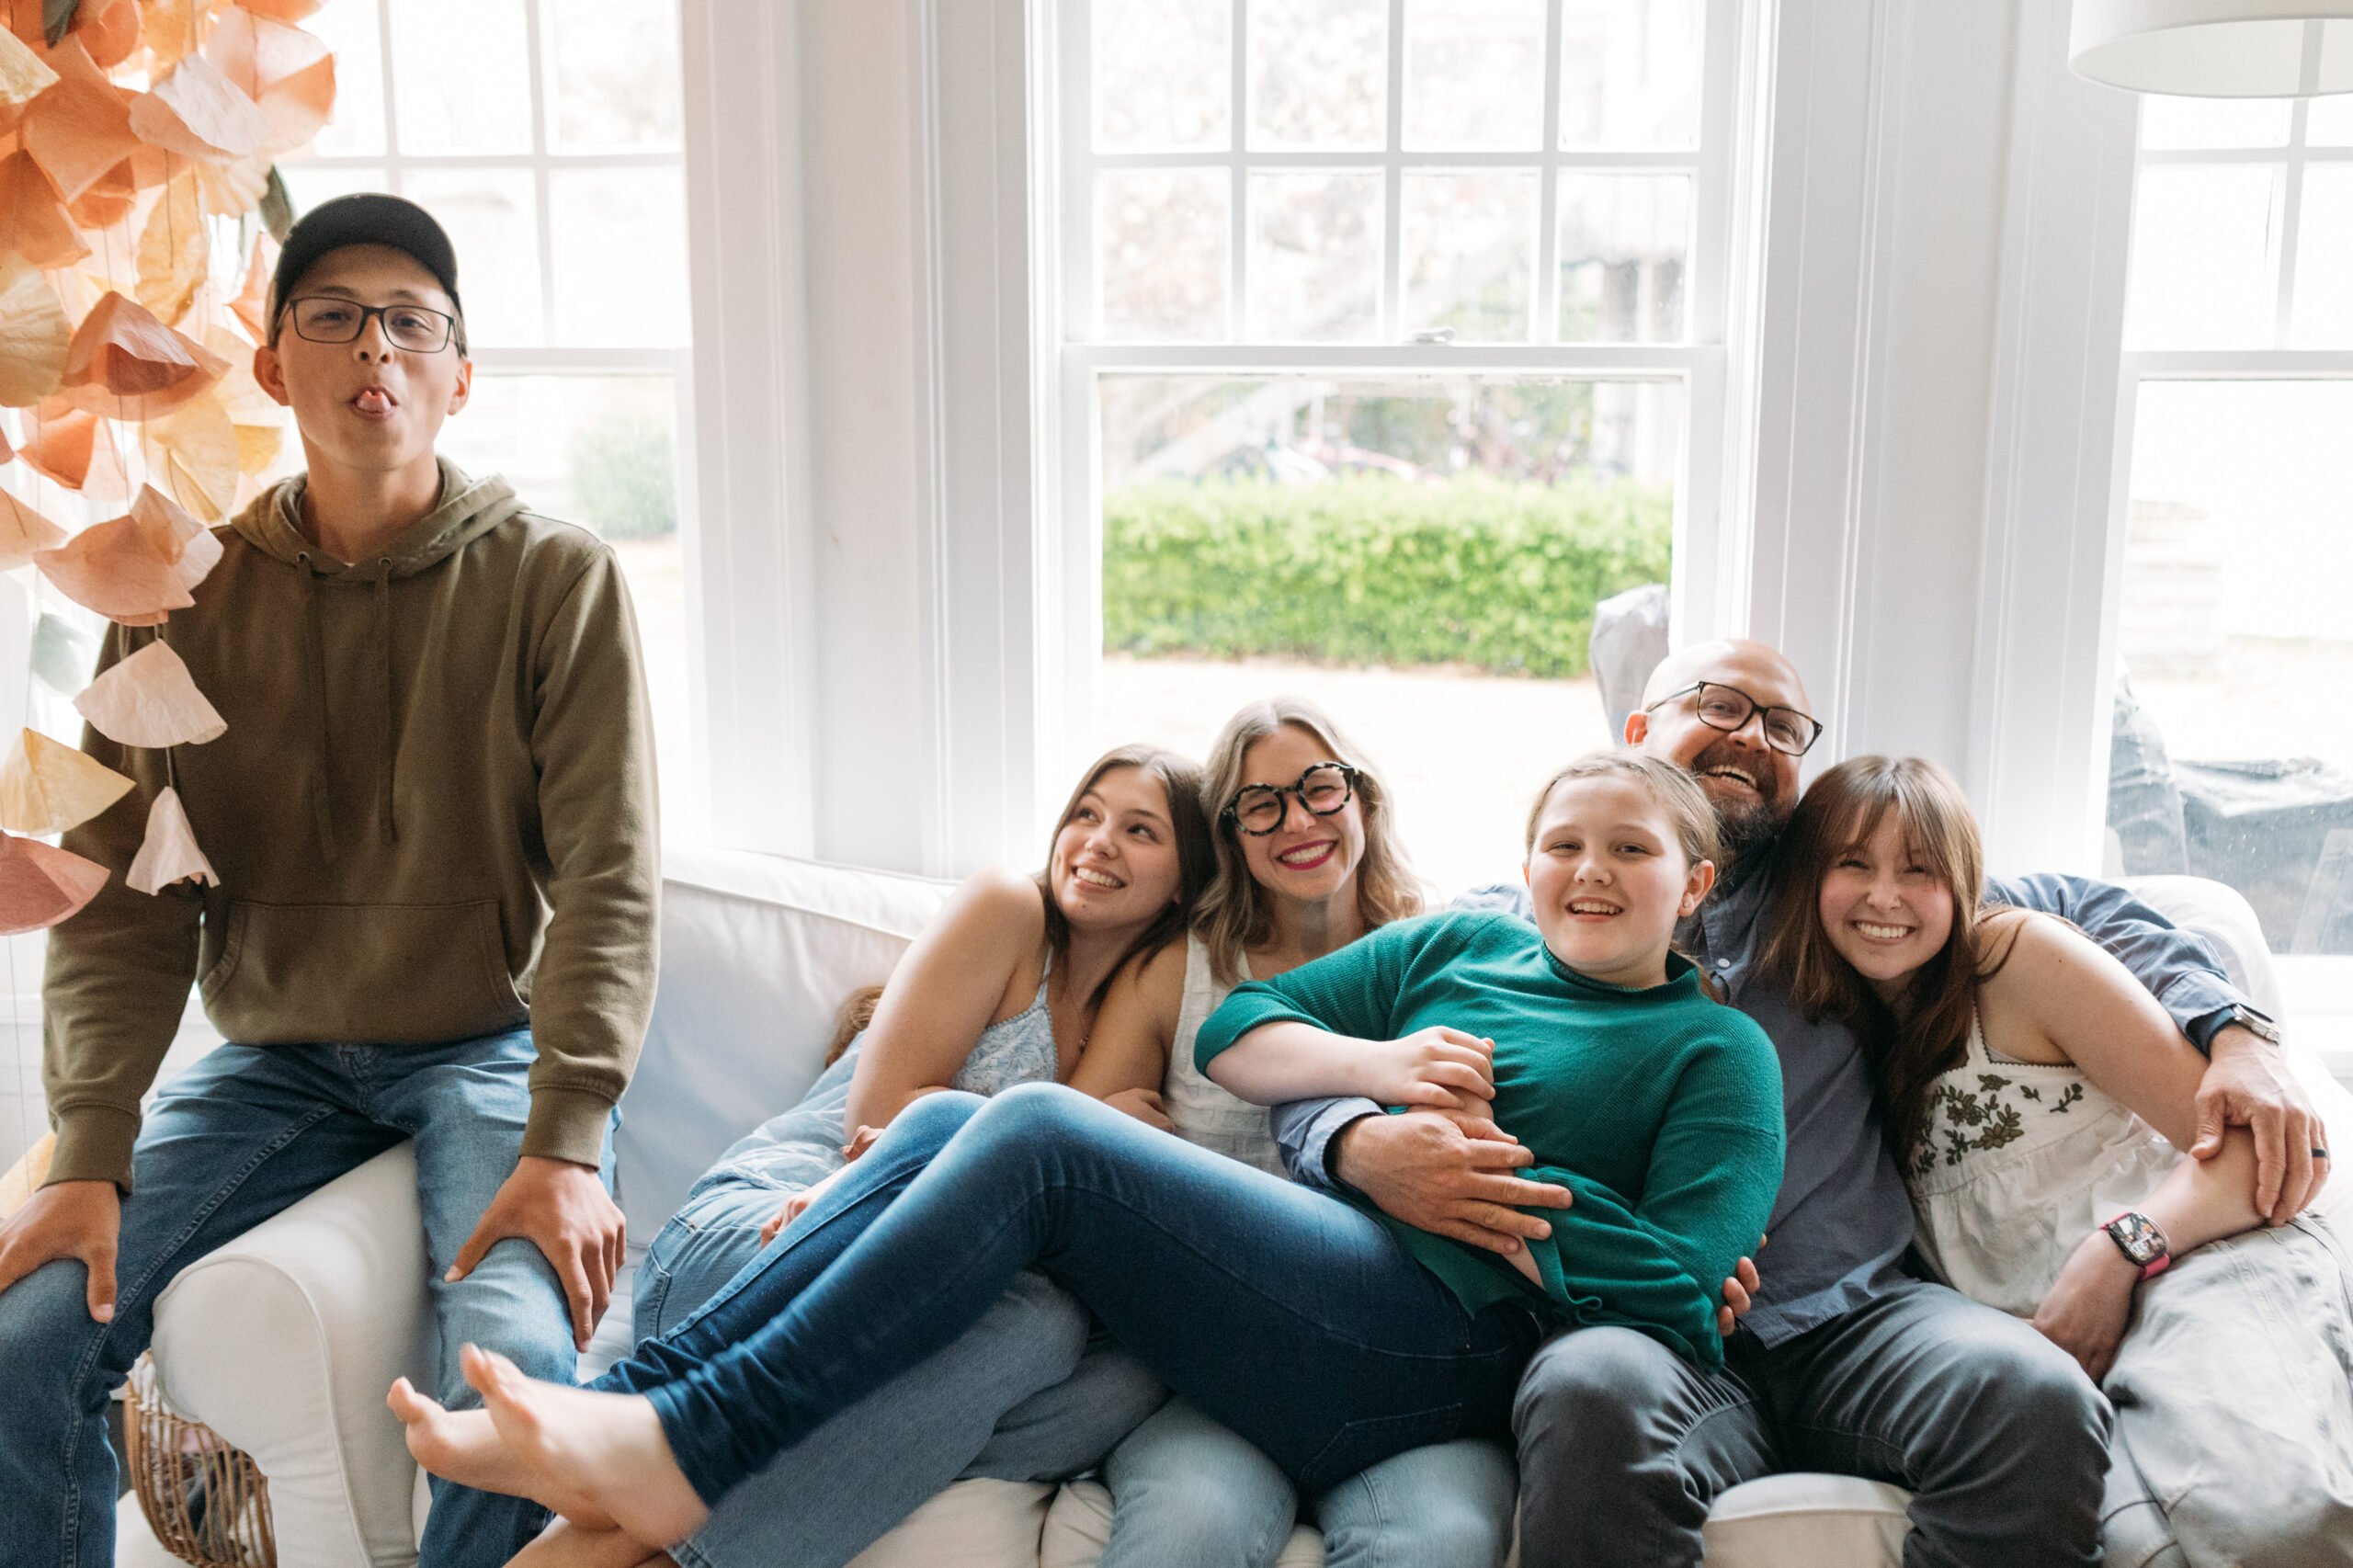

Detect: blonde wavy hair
[1193,698,1423,985]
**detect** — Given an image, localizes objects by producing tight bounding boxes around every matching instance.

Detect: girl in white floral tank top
[1766,756,2353,1567]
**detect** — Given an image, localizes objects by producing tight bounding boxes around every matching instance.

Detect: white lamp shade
[2071,1,2353,96]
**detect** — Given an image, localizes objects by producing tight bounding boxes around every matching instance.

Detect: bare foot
[463,1344,710,1548]
[388,1377,615,1528]
[506,1516,676,1568]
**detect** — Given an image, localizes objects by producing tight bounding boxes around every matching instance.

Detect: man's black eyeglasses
[1644,681,1824,756]
[285,296,460,354]
[1222,763,1359,835]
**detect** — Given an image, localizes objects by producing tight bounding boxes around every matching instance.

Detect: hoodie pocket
[201,899,531,1045]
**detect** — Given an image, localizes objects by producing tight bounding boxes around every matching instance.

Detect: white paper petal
[128,788,217,896]
[73,641,226,748]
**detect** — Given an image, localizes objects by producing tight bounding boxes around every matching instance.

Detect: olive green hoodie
[42,460,660,1189]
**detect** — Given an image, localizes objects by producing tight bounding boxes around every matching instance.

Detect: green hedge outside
[1103,477,1671,679]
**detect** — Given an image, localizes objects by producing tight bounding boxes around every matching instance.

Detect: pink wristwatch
[2103,1210,2171,1280]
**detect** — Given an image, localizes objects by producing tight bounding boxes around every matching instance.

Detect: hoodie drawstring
[293,551,339,864]
[376,559,400,845]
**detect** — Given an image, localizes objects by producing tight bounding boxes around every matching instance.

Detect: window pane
[1099,170,1230,342]
[543,0,683,153]
[278,163,390,218]
[2137,94,2290,151]
[1400,171,1537,342]
[435,375,694,837]
[1096,373,1681,895]
[2292,166,2353,348]
[1404,0,1545,151]
[2123,165,2279,350]
[1557,173,1689,342]
[1559,0,1702,149]
[403,170,544,347]
[2309,95,2353,147]
[1095,0,1230,152]
[2110,381,2353,956]
[390,0,534,155]
[1249,0,1386,151]
[308,0,385,156]
[1248,171,1381,343]
[549,169,690,347]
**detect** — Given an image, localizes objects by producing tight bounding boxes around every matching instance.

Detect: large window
[283,0,699,835]
[2111,93,2353,1051]
[1060,0,1745,894]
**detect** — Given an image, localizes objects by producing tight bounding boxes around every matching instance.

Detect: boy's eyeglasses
[285,296,460,354]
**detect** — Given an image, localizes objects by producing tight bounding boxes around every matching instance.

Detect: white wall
[718,0,2134,881]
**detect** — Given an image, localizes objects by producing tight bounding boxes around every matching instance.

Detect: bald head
[1626,638,1815,866]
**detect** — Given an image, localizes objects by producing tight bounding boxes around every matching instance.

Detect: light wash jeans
[598,1086,1536,1504]
[0,1028,597,1568]
[638,1151,1167,1568]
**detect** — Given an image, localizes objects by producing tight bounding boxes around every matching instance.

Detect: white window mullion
[1228,0,1247,341]
[2277,98,2311,349]
[1381,0,1406,340]
[1061,0,1096,342]
[376,0,402,158]
[1532,0,1564,346]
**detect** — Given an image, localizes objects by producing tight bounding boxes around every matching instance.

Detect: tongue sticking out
[354,389,392,415]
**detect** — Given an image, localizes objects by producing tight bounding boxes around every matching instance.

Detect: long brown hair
[1758,756,2020,1163]
[826,744,1216,1062]
[1193,698,1423,985]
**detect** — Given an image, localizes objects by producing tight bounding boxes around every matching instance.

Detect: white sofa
[132,848,2351,1568]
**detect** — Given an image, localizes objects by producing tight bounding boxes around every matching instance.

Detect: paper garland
[72,637,225,747]
[0,728,134,835]
[0,832,109,937]
[34,484,222,625]
[128,786,217,893]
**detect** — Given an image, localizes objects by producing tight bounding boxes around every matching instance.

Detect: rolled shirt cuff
[522,1085,619,1169]
[44,1104,142,1193]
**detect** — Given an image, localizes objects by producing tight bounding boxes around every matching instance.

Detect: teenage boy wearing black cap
[0,194,661,1568]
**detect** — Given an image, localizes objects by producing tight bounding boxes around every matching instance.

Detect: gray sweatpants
[1512,1278,2111,1568]
[2102,1213,2353,1568]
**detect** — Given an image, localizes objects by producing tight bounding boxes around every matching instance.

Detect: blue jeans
[640,1154,1167,1568]
[0,1029,603,1568]
[597,1085,1538,1503]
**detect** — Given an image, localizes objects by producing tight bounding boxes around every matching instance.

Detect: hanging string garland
[0,0,334,927]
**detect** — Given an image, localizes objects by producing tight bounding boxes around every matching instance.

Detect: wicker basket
[122,1354,277,1568]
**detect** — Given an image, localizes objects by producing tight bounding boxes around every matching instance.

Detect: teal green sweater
[1197,911,1784,1367]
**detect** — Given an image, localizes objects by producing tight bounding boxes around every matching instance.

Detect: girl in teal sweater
[389,755,1784,1553]
[1201,752,1786,1365]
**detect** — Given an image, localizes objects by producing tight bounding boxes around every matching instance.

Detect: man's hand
[1104,1087,1175,1132]
[2192,1024,2328,1224]
[0,1179,121,1322]
[1331,1109,1571,1257]
[1715,1255,1762,1340]
[446,1156,624,1350]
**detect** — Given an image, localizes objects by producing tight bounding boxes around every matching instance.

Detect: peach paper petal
[21,38,141,204]
[0,728,134,835]
[127,786,215,894]
[139,0,202,71]
[135,170,208,325]
[0,832,109,935]
[0,27,60,108]
[65,158,138,228]
[69,0,141,72]
[19,401,131,500]
[0,150,93,270]
[151,394,238,522]
[33,484,218,625]
[0,832,108,933]
[72,637,225,746]
[57,290,227,420]
[206,8,335,153]
[228,233,274,343]
[195,151,271,218]
[128,52,267,162]
[0,488,70,569]
[234,0,323,20]
[0,256,73,407]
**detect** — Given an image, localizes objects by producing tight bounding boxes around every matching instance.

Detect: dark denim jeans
[0,1029,601,1568]
[594,1084,1539,1504]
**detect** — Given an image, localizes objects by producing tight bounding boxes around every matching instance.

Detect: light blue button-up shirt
[1271,859,2253,1346]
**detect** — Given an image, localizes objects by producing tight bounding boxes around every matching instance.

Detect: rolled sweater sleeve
[40,631,204,1191]
[524,551,661,1165]
[1529,1023,1784,1368]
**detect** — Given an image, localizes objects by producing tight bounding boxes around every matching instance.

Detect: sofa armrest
[151,1144,433,1568]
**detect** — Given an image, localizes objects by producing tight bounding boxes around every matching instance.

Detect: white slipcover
[128,856,2347,1568]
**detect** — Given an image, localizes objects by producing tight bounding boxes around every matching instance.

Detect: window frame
[2111,94,2353,1060]
[1042,0,1754,809]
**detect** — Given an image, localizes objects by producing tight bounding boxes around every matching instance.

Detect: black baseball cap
[268,192,465,343]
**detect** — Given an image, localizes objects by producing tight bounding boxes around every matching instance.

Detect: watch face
[2107,1211,2167,1266]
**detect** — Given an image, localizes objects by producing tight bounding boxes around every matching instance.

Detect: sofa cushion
[616,844,953,1239]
